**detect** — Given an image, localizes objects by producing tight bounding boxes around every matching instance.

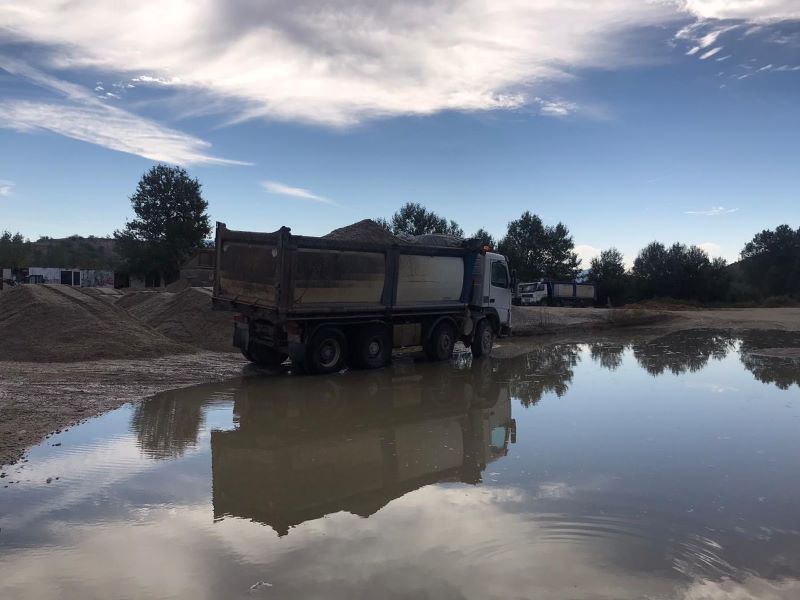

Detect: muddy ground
[2,304,799,469]
[0,352,249,468]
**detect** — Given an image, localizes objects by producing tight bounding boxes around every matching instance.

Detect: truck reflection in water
[210,358,515,536]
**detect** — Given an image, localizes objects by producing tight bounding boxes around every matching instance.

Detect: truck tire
[353,325,391,369]
[245,344,288,367]
[470,319,494,358]
[306,326,348,374]
[424,321,456,362]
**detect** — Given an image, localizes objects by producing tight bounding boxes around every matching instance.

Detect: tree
[497,211,579,281]
[114,165,210,284]
[632,241,729,302]
[631,242,669,298]
[740,224,800,297]
[387,202,463,237]
[471,228,496,249]
[0,231,28,268]
[589,247,628,306]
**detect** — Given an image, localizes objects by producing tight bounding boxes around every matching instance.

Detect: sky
[1,1,799,267]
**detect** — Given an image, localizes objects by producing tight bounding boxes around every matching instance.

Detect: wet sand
[2,306,799,469]
[0,352,248,468]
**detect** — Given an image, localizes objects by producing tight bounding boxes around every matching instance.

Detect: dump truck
[212,223,514,373]
[514,279,596,306]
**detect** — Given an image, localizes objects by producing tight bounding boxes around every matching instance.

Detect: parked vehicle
[512,281,538,306]
[212,223,514,373]
[514,279,595,307]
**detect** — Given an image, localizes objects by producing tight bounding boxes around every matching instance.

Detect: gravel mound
[412,233,463,247]
[118,288,236,353]
[324,219,401,244]
[0,285,189,362]
[165,278,192,293]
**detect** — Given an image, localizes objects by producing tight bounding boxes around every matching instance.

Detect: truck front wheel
[353,325,391,369]
[306,326,348,374]
[424,321,456,362]
[470,319,494,358]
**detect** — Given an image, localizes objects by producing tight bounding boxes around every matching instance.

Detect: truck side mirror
[510,269,518,290]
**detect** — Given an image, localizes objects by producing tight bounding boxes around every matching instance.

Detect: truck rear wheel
[470,319,494,358]
[353,325,391,369]
[424,321,456,362]
[306,326,348,374]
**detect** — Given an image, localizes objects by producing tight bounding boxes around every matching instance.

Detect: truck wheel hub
[368,340,381,357]
[319,341,340,366]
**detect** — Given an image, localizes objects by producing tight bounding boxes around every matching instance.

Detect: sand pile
[165,278,191,293]
[324,220,466,247]
[0,285,189,362]
[324,219,401,244]
[118,287,235,352]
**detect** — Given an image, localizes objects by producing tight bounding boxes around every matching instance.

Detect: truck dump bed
[213,223,480,318]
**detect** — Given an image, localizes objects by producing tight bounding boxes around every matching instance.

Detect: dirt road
[511,306,800,336]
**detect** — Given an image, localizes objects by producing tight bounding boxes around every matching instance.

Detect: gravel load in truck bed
[323,219,402,244]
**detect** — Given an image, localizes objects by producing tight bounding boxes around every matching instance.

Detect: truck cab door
[488,258,512,325]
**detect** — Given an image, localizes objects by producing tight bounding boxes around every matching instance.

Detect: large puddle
[1,329,799,599]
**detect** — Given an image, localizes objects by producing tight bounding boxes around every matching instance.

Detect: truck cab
[479,252,513,329]
[516,281,547,306]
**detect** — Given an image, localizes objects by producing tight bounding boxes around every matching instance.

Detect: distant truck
[514,279,596,307]
[212,223,514,373]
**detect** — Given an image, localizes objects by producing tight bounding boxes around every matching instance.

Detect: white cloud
[698,241,722,256]
[0,180,14,197]
[536,98,579,117]
[262,180,333,204]
[575,244,602,267]
[0,1,687,128]
[682,1,800,21]
[0,60,245,166]
[0,101,246,165]
[131,75,183,86]
[685,206,739,216]
[700,46,724,59]
[0,1,796,134]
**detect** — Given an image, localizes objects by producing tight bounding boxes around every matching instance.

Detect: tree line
[376,202,799,305]
[2,165,798,305]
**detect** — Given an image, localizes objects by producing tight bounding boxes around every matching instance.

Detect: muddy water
[1,330,799,600]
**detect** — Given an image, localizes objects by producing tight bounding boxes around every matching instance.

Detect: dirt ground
[2,302,799,470]
[511,305,800,336]
[0,352,248,468]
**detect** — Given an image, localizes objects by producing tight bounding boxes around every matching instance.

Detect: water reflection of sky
[0,330,798,600]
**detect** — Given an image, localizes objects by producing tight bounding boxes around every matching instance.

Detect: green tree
[631,241,669,298]
[471,228,496,249]
[114,165,210,284]
[589,247,628,306]
[497,211,579,281]
[0,231,28,268]
[387,202,463,237]
[632,241,729,302]
[740,224,800,297]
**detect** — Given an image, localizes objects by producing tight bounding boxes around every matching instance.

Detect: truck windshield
[519,284,535,293]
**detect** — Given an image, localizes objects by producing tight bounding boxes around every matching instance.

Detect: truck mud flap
[233,322,249,350]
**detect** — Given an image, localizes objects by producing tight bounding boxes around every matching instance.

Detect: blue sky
[1,1,799,266]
